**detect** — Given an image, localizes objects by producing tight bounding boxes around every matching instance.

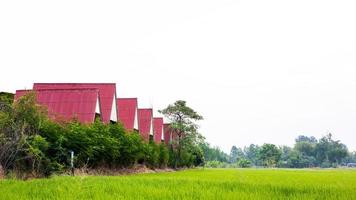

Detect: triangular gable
[137,108,153,141]
[117,98,138,131]
[153,117,164,144]
[95,96,101,114]
[33,83,117,123]
[134,108,138,130]
[110,94,117,122]
[150,117,153,136]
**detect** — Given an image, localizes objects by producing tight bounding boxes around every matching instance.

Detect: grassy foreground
[1,168,356,200]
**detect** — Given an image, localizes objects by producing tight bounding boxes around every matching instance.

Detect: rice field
[1,168,356,200]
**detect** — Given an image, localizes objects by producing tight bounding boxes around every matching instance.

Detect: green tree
[315,133,348,167]
[159,100,203,168]
[259,144,282,167]
[294,135,317,157]
[278,146,315,168]
[237,158,251,168]
[200,142,228,162]
[244,144,261,166]
[0,92,49,176]
[229,146,238,163]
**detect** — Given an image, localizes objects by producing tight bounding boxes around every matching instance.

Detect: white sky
[1,0,356,152]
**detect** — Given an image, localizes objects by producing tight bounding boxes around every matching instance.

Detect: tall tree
[258,144,282,167]
[229,146,238,163]
[244,144,261,166]
[294,135,317,157]
[315,133,348,167]
[0,92,47,174]
[159,100,203,168]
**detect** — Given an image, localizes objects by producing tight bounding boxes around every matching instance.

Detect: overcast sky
[1,0,356,152]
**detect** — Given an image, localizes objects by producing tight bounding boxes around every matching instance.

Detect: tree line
[203,134,356,168]
[0,93,205,178]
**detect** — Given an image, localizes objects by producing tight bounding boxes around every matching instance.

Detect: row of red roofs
[14,83,175,144]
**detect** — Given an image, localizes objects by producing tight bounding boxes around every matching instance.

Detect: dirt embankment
[72,165,176,176]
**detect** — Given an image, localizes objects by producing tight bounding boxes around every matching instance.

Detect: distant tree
[315,133,348,167]
[295,135,317,143]
[159,100,204,168]
[259,144,282,167]
[343,151,356,164]
[237,158,251,168]
[244,144,261,166]
[229,146,238,163]
[294,135,317,157]
[201,143,228,162]
[278,146,315,168]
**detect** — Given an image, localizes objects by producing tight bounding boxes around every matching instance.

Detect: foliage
[200,142,228,163]
[244,144,261,166]
[229,146,245,163]
[237,158,251,168]
[159,100,204,168]
[158,143,169,168]
[227,134,350,168]
[0,92,14,106]
[315,133,348,166]
[0,92,48,176]
[205,161,227,168]
[258,144,282,167]
[229,146,238,163]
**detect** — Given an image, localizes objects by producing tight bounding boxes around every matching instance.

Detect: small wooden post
[70,151,74,176]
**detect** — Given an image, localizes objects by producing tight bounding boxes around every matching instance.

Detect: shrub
[237,158,251,168]
[205,161,222,168]
[158,143,169,168]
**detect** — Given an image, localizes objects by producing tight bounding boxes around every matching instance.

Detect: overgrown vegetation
[0,92,14,106]
[0,93,204,178]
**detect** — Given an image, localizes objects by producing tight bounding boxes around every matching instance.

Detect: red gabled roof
[16,88,100,123]
[33,83,117,123]
[137,108,153,141]
[117,98,138,130]
[15,90,32,100]
[153,117,163,144]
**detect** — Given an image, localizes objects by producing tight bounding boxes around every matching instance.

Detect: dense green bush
[237,158,251,168]
[158,143,169,168]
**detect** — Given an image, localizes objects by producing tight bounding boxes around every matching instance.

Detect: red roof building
[15,88,101,123]
[153,117,164,144]
[14,89,32,100]
[137,108,153,141]
[33,83,117,123]
[117,98,138,131]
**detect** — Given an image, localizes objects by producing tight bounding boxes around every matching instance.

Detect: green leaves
[258,144,282,167]
[160,100,204,168]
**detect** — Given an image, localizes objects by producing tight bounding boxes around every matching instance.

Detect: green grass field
[1,168,356,200]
